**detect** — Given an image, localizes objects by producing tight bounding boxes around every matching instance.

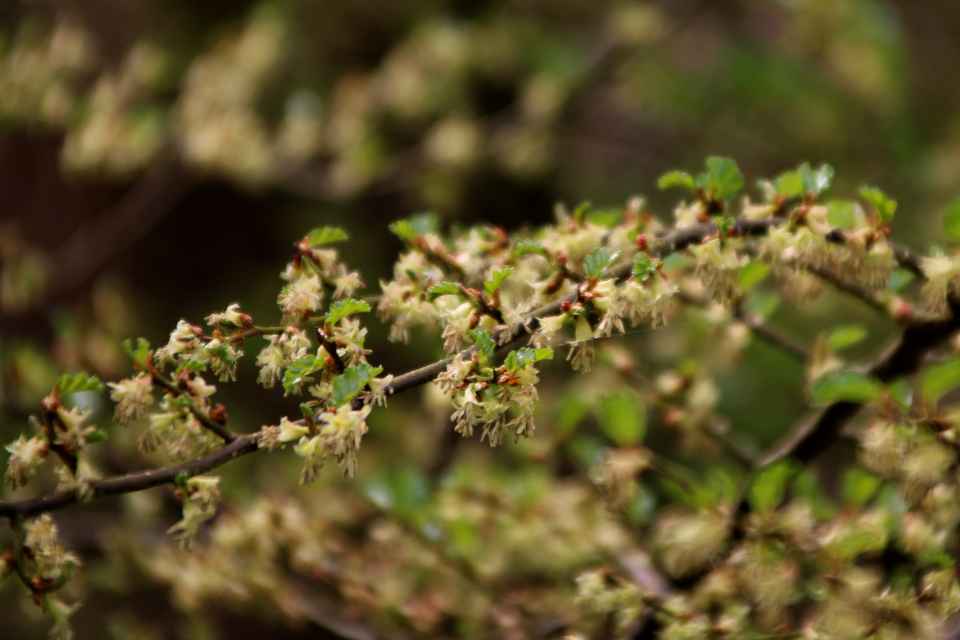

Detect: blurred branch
[42,159,191,304]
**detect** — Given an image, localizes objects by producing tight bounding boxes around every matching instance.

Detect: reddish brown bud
[209,403,229,425]
[636,234,648,252]
[555,250,567,267]
[560,300,572,313]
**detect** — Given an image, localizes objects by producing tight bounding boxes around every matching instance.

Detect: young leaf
[826,324,868,352]
[56,372,105,395]
[942,197,960,244]
[389,220,417,241]
[555,394,592,435]
[596,391,646,447]
[716,216,736,237]
[826,200,858,229]
[771,169,803,198]
[842,467,881,508]
[633,253,660,282]
[920,357,960,405]
[747,458,801,516]
[810,370,883,407]
[583,247,619,279]
[468,329,496,361]
[860,186,897,223]
[514,239,545,257]
[702,156,744,200]
[572,202,592,222]
[121,338,152,367]
[426,282,464,302]
[738,261,770,292]
[657,170,697,193]
[331,363,384,406]
[282,355,324,393]
[586,208,622,228]
[799,163,834,196]
[484,266,516,298]
[888,267,915,293]
[389,213,440,241]
[503,347,554,372]
[325,298,371,325]
[305,227,348,247]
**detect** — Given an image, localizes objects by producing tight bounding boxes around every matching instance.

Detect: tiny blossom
[318,404,371,478]
[334,271,363,298]
[653,506,731,578]
[858,240,896,290]
[435,354,474,394]
[293,433,324,484]
[690,239,746,306]
[364,374,394,407]
[920,254,960,319]
[566,314,596,372]
[590,447,652,511]
[168,475,221,550]
[204,302,250,327]
[107,373,154,424]
[53,406,95,454]
[278,274,324,318]
[4,434,48,488]
[155,319,203,366]
[24,514,81,581]
[440,302,476,353]
[496,307,529,345]
[530,313,566,348]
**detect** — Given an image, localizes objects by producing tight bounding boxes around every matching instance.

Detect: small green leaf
[657,170,697,192]
[56,372,105,395]
[86,430,108,444]
[799,163,834,196]
[888,267,915,293]
[305,227,348,246]
[299,403,316,419]
[468,329,496,361]
[843,467,881,508]
[827,324,868,352]
[331,363,384,406]
[633,253,660,282]
[860,186,897,223]
[426,282,464,302]
[389,220,416,241]
[325,298,371,325]
[503,347,554,372]
[515,239,545,257]
[920,357,960,405]
[175,360,207,375]
[743,291,781,319]
[121,337,151,367]
[942,197,960,244]
[747,458,802,516]
[586,208,622,228]
[583,247,619,279]
[572,202,592,222]
[174,471,190,487]
[389,212,439,241]
[702,156,744,200]
[282,355,325,393]
[556,394,591,435]
[771,170,803,198]
[717,216,736,237]
[484,266,516,298]
[738,261,770,292]
[810,370,884,407]
[596,391,646,446]
[827,200,858,229]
